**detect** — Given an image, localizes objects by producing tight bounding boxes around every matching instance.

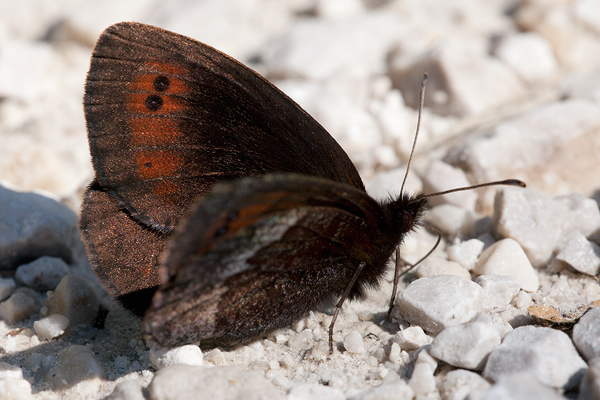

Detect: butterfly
[80,22,524,350]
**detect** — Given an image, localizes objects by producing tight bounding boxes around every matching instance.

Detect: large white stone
[421,160,477,210]
[33,314,70,341]
[390,43,525,117]
[476,275,521,310]
[495,32,558,84]
[397,275,484,334]
[429,320,501,370]
[493,188,600,266]
[483,326,587,390]
[474,238,539,292]
[149,345,203,370]
[447,239,485,271]
[440,369,490,400]
[148,365,284,400]
[556,233,600,276]
[415,258,471,280]
[573,306,600,361]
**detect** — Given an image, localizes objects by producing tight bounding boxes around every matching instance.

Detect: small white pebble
[204,349,225,366]
[271,373,292,390]
[275,334,287,344]
[357,310,373,321]
[308,340,330,360]
[149,345,203,369]
[515,291,532,309]
[33,314,69,341]
[287,330,315,350]
[0,361,24,380]
[393,326,431,350]
[343,330,365,354]
[0,293,36,323]
[377,365,389,379]
[373,347,386,363]
[389,342,401,363]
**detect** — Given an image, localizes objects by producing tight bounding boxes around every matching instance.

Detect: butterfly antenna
[413,179,526,203]
[400,72,428,197]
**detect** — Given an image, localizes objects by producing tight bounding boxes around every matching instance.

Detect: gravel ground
[1,1,600,399]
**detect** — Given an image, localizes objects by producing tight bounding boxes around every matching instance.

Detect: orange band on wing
[135,150,183,180]
[129,117,181,146]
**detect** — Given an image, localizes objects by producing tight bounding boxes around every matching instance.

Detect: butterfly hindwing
[143,174,390,348]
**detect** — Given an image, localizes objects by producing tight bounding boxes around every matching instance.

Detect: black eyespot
[216,226,227,237]
[228,212,238,221]
[144,162,152,168]
[145,95,163,111]
[154,76,170,92]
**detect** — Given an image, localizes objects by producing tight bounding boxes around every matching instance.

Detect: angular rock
[447,239,485,271]
[579,357,600,400]
[392,326,431,351]
[43,274,101,326]
[149,345,203,369]
[415,258,471,280]
[408,350,438,397]
[476,275,521,310]
[348,380,413,400]
[148,365,284,400]
[15,256,70,291]
[0,277,15,302]
[493,188,600,266]
[573,306,600,361]
[448,100,600,190]
[440,369,491,400]
[0,184,79,271]
[33,314,70,341]
[262,13,405,80]
[556,233,600,276]
[481,372,565,400]
[427,204,476,237]
[0,292,36,323]
[343,330,365,354]
[494,32,558,84]
[390,44,525,117]
[422,160,477,210]
[429,320,501,370]
[288,383,345,400]
[483,326,587,390]
[47,345,103,389]
[104,380,145,400]
[397,275,484,334]
[474,238,539,292]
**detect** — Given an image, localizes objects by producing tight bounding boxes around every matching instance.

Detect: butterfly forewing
[82,22,365,304]
[144,174,389,348]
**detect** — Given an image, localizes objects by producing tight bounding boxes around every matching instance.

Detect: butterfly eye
[216,225,227,237]
[401,212,414,233]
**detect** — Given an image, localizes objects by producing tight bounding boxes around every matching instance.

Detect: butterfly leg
[328,262,366,353]
[93,303,109,329]
[386,248,402,320]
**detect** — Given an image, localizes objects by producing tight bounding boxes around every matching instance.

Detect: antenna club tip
[505,179,527,188]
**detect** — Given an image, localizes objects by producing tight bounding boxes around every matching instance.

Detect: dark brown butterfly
[80,22,523,350]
